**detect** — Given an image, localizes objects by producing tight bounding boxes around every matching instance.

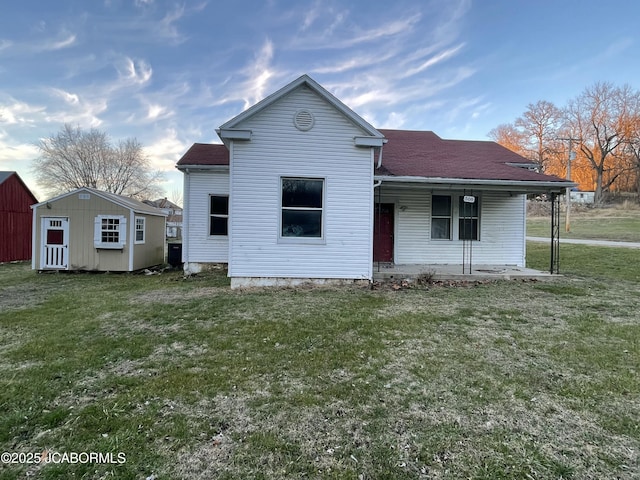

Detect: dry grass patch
[1,262,639,479]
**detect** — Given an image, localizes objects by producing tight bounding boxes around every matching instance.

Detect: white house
[177,75,574,287]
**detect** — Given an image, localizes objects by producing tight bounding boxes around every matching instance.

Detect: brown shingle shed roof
[177,143,229,167]
[377,129,567,183]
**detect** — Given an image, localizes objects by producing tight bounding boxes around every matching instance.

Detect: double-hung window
[135,217,145,244]
[209,195,229,236]
[431,194,480,240]
[458,196,479,240]
[431,195,452,239]
[281,177,324,238]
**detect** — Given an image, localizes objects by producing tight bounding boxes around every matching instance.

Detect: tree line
[489,82,640,204]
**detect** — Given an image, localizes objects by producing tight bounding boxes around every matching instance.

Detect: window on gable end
[281,177,324,238]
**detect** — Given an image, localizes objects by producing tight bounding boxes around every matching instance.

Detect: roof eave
[31,187,167,216]
[374,175,577,193]
[176,164,230,172]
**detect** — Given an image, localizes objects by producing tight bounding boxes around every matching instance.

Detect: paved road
[527,236,640,249]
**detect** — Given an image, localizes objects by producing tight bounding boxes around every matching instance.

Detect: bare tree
[33,124,164,199]
[515,100,564,171]
[488,123,527,156]
[564,82,639,204]
[489,102,563,174]
[624,111,640,196]
[169,187,183,208]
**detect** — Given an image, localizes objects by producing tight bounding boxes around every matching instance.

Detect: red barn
[0,171,38,262]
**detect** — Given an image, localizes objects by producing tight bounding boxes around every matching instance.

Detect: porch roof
[376,130,575,193]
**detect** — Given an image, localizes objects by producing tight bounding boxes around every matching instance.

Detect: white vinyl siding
[377,188,526,266]
[229,85,373,280]
[184,171,229,263]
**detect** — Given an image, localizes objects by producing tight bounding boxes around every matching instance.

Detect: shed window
[94,215,127,249]
[209,195,229,236]
[281,178,323,238]
[46,230,64,245]
[135,217,145,244]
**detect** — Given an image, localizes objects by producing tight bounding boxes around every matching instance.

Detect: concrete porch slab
[373,263,556,282]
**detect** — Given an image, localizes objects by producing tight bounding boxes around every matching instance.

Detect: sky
[1,0,640,202]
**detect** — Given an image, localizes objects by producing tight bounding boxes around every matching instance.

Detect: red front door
[374,203,394,262]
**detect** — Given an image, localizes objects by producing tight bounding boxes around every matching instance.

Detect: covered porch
[373,178,570,277]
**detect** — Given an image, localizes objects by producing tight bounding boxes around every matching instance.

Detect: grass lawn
[527,202,640,242]
[1,249,639,479]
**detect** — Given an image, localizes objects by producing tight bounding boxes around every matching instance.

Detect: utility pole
[558,137,580,232]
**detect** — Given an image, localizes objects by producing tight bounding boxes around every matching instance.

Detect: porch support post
[550,192,560,274]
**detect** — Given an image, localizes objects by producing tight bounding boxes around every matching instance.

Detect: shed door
[41,217,69,269]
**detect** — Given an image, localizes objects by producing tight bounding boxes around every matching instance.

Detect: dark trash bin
[168,243,183,267]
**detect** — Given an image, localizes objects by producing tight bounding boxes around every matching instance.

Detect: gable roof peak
[218,74,383,140]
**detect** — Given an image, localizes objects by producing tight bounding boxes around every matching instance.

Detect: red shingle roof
[177,143,229,166]
[176,131,567,184]
[377,130,565,183]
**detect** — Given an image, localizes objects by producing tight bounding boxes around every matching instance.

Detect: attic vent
[294,109,314,131]
[79,193,90,200]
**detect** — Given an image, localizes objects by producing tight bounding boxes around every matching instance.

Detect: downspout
[373,139,386,277]
[377,142,384,169]
[373,180,382,275]
[31,204,37,270]
[182,168,190,271]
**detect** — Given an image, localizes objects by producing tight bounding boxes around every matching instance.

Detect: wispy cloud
[300,0,322,31]
[115,56,153,86]
[402,44,465,78]
[158,4,186,43]
[292,14,419,50]
[0,131,40,190]
[240,39,276,109]
[0,39,13,52]
[44,96,107,128]
[40,32,77,52]
[0,29,77,56]
[311,49,398,74]
[0,97,46,125]
[431,0,472,45]
[144,127,189,171]
[50,88,80,106]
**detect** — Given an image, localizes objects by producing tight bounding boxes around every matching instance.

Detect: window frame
[209,194,229,237]
[94,215,126,249]
[430,194,480,241]
[430,195,452,240]
[134,216,146,244]
[279,176,325,243]
[458,195,479,241]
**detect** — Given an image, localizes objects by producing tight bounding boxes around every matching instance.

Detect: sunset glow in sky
[1,0,639,199]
